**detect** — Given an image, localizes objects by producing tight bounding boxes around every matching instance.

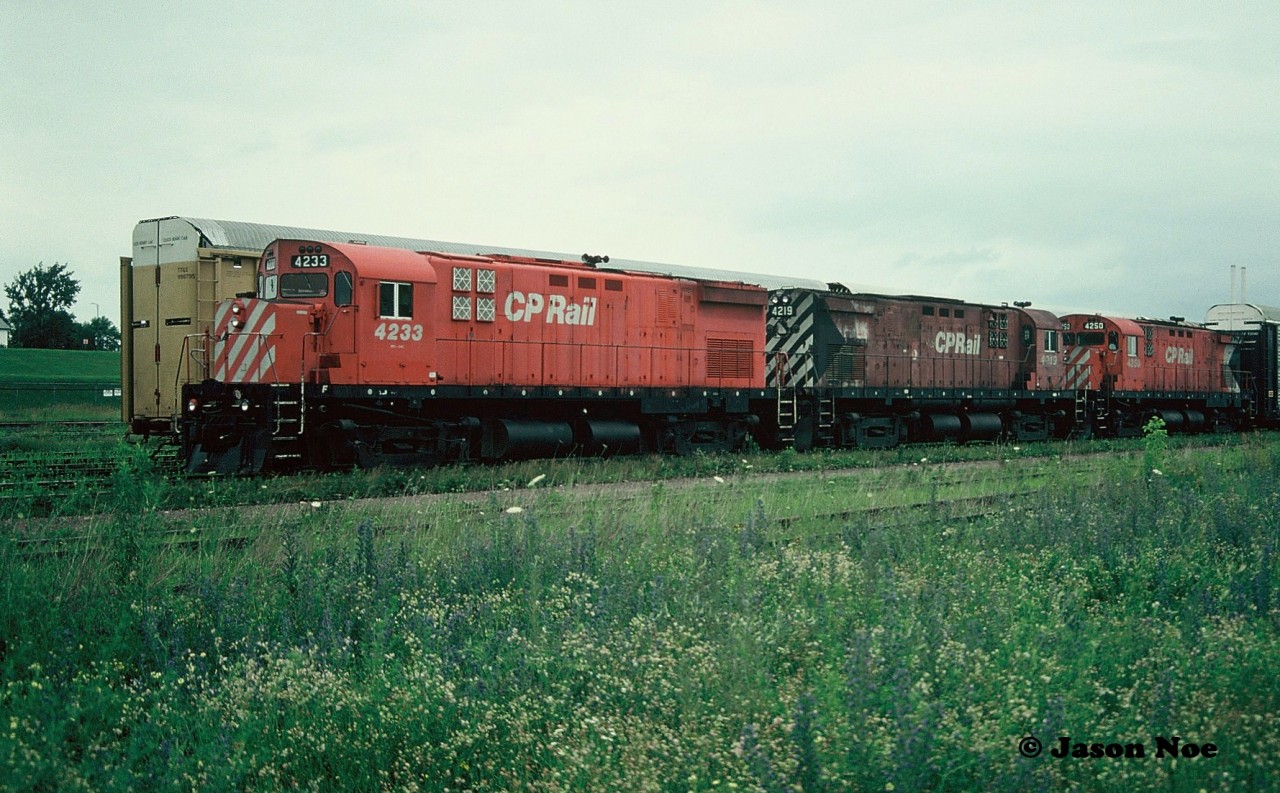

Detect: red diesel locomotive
[1059,313,1242,435]
[762,288,1073,449]
[182,240,769,473]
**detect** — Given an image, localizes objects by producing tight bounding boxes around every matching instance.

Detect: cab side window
[335,272,354,307]
[379,282,413,318]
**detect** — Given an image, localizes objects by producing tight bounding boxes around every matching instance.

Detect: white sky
[3,1,1278,327]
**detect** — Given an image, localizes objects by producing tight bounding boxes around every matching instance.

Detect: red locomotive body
[212,241,763,391]
[184,240,767,472]
[1060,313,1241,434]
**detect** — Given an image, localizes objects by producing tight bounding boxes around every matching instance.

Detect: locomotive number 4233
[374,322,424,342]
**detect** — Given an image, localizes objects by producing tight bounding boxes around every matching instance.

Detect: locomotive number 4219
[374,322,424,342]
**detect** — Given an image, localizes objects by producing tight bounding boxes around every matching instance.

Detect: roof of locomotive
[783,286,1063,323]
[138,216,829,292]
[1059,312,1145,335]
[311,243,762,292]
[309,241,442,282]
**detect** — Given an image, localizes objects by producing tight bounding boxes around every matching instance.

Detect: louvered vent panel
[823,341,865,384]
[657,290,678,325]
[707,337,755,379]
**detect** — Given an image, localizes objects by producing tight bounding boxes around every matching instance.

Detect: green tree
[4,262,81,349]
[75,316,121,351]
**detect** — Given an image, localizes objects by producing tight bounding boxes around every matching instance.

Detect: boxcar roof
[1205,302,1280,330]
[135,216,829,292]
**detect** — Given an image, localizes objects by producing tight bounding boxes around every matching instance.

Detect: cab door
[315,270,357,383]
[327,271,357,354]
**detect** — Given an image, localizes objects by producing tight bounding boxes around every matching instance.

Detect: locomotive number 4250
[374,322,424,342]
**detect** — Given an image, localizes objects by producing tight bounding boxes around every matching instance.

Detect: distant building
[0,315,9,347]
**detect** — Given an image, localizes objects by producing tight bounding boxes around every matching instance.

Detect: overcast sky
[3,1,1278,327]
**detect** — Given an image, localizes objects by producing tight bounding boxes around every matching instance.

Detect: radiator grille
[823,341,865,384]
[707,337,755,379]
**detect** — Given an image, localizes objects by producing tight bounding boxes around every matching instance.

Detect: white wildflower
[713,476,725,484]
[505,506,524,514]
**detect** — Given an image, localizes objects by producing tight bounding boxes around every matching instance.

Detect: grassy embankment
[0,348,122,420]
[1,429,1277,791]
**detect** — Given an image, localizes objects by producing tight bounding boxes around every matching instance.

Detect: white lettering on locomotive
[504,292,598,326]
[934,331,982,355]
[1165,346,1194,365]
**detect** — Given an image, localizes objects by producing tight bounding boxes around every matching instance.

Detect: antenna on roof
[582,253,609,266]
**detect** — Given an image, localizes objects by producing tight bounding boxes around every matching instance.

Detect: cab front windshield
[278,272,328,298]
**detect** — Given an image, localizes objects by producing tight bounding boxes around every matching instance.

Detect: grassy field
[1,434,1276,790]
[0,348,120,383]
[0,348,122,419]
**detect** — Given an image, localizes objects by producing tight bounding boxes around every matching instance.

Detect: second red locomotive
[762,288,1072,449]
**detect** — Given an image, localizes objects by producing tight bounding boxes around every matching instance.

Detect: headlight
[187,398,199,413]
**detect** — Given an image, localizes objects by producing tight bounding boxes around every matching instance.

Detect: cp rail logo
[504,291,599,326]
[1018,735,1220,761]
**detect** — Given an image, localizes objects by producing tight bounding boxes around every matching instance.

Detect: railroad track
[0,450,121,489]
[5,445,1232,561]
[7,486,1041,561]
[0,442,181,505]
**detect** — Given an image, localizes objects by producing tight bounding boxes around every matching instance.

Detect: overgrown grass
[2,435,1277,790]
[0,428,1248,522]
